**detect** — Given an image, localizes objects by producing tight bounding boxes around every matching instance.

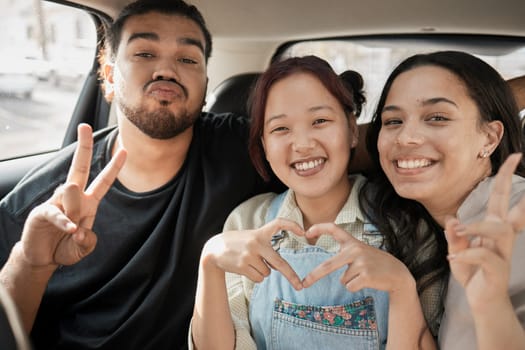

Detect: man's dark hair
[106,0,212,62]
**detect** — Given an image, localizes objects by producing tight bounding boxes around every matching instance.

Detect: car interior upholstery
[205,72,261,116]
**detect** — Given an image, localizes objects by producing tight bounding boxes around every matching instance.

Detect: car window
[279,36,525,123]
[0,0,96,161]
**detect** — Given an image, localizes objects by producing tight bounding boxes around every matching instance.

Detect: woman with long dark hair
[360,50,525,349]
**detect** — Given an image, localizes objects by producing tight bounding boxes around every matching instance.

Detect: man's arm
[0,244,56,331]
[0,124,126,331]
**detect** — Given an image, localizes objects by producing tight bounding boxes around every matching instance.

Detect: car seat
[205,72,261,117]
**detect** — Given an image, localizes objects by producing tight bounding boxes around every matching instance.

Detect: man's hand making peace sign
[1,124,126,331]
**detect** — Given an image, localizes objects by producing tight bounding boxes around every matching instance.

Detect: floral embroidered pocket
[273,296,377,330]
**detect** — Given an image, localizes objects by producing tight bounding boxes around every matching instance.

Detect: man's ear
[103,63,115,100]
[484,120,504,151]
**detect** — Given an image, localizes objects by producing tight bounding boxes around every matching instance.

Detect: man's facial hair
[119,99,199,139]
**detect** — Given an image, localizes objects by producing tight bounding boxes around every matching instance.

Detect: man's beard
[118,99,199,139]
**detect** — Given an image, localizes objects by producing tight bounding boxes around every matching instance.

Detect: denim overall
[249,192,389,350]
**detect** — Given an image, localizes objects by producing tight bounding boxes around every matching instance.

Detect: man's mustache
[144,77,188,97]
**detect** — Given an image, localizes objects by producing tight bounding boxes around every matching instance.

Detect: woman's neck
[424,167,491,227]
[296,177,353,242]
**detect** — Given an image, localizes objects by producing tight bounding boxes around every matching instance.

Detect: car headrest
[205,72,261,117]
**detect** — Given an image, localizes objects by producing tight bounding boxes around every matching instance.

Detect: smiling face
[106,12,208,139]
[262,72,355,202]
[377,65,501,222]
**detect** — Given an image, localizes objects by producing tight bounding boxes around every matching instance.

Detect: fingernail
[470,236,482,247]
[455,224,467,234]
[65,222,77,232]
[447,253,456,260]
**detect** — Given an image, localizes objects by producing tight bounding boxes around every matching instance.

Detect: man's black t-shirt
[0,113,284,349]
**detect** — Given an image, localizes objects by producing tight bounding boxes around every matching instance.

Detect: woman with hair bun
[191,55,435,350]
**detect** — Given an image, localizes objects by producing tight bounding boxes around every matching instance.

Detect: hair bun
[339,70,366,116]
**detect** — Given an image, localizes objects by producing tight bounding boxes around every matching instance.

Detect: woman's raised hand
[201,218,305,291]
[302,223,414,294]
[445,153,525,310]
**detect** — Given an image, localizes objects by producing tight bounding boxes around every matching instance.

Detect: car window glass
[281,39,525,123]
[0,0,96,161]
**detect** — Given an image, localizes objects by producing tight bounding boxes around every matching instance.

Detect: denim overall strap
[265,191,288,223]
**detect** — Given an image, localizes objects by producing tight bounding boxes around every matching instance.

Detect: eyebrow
[127,32,159,44]
[309,105,335,113]
[265,105,335,126]
[127,32,205,55]
[382,97,458,113]
[180,37,205,55]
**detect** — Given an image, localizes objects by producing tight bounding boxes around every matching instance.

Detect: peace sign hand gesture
[445,153,525,311]
[19,124,126,268]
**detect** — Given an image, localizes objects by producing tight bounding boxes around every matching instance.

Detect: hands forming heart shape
[205,154,525,300]
[203,217,414,294]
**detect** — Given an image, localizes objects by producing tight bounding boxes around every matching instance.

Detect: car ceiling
[59,0,525,92]
[65,0,525,40]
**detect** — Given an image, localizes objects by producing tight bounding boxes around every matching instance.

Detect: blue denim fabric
[248,246,389,350]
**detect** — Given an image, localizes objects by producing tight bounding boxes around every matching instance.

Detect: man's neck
[112,118,194,193]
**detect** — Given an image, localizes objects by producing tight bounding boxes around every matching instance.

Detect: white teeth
[294,158,324,171]
[397,159,431,169]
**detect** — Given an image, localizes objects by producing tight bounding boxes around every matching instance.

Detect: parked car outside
[0,56,39,99]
